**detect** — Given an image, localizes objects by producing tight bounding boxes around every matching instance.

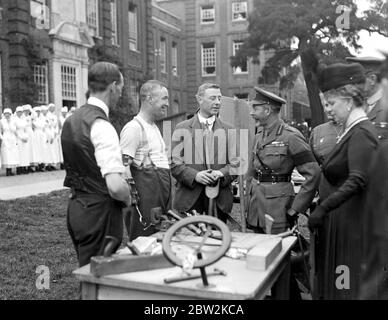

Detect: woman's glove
[308,205,327,230]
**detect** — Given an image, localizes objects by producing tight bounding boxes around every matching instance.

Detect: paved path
[0,170,67,201]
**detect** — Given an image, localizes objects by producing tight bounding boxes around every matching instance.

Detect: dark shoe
[6,169,14,176]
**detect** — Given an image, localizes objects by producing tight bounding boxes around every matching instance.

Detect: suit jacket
[368,99,385,123]
[171,114,238,213]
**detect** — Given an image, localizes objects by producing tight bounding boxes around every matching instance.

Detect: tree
[232,0,388,127]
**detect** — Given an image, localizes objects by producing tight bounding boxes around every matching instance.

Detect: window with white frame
[61,65,77,102]
[30,0,50,29]
[201,42,216,76]
[33,62,49,104]
[128,4,138,51]
[171,42,178,76]
[160,37,167,74]
[232,2,247,21]
[111,0,118,45]
[233,40,248,73]
[86,0,99,37]
[200,5,215,24]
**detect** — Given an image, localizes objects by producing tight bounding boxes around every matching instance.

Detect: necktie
[203,121,212,168]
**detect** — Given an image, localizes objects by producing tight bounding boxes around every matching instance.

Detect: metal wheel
[162,216,232,269]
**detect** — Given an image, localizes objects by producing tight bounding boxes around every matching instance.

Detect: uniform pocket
[263,145,288,170]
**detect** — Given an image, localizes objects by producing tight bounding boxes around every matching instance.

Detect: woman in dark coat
[308,62,379,299]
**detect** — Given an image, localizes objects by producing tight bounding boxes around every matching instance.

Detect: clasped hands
[195,170,224,186]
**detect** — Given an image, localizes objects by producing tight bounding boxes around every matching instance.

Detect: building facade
[157,0,265,115]
[151,0,187,128]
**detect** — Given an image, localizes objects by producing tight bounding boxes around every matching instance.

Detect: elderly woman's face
[324,92,352,125]
[320,93,335,121]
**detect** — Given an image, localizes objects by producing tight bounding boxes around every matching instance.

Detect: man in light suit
[171,83,239,223]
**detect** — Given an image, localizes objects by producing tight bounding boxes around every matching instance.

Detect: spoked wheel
[162,216,232,269]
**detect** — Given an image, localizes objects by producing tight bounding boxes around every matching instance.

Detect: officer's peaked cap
[251,87,286,107]
[345,56,385,75]
[378,50,388,79]
[317,63,366,93]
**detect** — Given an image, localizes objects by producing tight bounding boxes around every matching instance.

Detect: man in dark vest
[61,62,131,267]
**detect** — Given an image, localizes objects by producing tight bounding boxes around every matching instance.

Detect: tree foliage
[232,0,388,127]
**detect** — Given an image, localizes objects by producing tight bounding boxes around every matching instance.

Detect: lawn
[0,190,79,300]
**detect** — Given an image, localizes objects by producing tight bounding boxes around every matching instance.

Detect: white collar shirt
[197,112,216,131]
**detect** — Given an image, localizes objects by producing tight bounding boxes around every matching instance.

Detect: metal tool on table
[162,216,231,287]
[164,268,227,284]
[166,210,222,240]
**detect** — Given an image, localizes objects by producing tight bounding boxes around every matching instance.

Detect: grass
[0,190,79,300]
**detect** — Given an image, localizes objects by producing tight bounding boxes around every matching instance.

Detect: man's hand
[211,170,224,181]
[195,170,217,185]
[286,208,299,227]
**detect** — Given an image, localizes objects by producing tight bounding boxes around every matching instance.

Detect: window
[128,4,138,51]
[232,2,247,21]
[200,5,215,24]
[33,62,49,104]
[86,0,99,37]
[201,42,216,76]
[61,65,77,102]
[171,42,178,76]
[111,0,118,45]
[171,99,179,115]
[30,0,50,29]
[160,38,167,74]
[129,79,140,106]
[233,40,248,73]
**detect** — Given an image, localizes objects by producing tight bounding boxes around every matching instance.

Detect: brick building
[156,0,265,115]
[151,0,187,128]
[0,0,188,122]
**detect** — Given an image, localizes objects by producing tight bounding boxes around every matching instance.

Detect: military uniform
[246,89,320,234]
[346,56,388,140]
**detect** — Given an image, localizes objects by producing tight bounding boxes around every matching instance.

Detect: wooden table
[73,233,297,300]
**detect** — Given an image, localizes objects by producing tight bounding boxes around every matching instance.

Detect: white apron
[0,118,19,168]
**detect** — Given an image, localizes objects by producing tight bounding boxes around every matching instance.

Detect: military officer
[246,87,320,235]
[346,56,387,139]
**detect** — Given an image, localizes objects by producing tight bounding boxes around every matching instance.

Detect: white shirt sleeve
[120,121,142,158]
[90,119,125,177]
